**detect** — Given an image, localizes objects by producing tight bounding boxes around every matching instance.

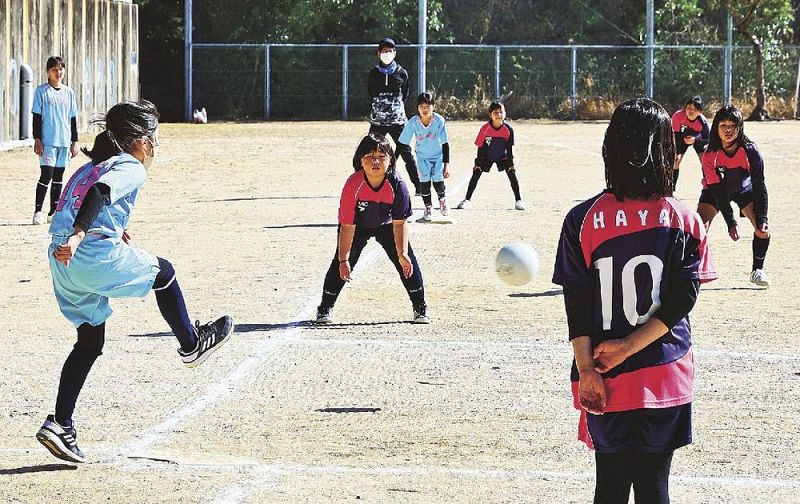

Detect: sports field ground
[1,120,798,502]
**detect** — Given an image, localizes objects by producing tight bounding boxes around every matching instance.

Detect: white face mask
[379,51,395,65]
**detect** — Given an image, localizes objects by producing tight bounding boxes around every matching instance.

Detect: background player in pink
[315,133,429,324]
[553,98,716,503]
[456,102,525,211]
[670,96,709,189]
[698,105,771,287]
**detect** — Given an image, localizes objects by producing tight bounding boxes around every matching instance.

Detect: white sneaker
[423,206,433,221]
[456,199,470,210]
[439,197,449,216]
[32,211,47,225]
[750,269,771,287]
[515,200,526,211]
[413,304,431,324]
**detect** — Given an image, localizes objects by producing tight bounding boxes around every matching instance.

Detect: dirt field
[1,120,798,503]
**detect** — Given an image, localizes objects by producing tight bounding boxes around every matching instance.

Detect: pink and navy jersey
[701,143,763,196]
[553,192,716,412]
[474,121,514,163]
[671,109,709,147]
[338,170,412,228]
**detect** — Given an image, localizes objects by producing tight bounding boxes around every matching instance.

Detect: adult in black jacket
[367,37,420,195]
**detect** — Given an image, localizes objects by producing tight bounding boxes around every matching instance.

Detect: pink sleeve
[474,124,486,147]
[337,177,357,225]
[701,151,720,185]
[671,111,682,133]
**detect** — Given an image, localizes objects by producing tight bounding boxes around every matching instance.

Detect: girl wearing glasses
[315,133,430,324]
[698,105,771,286]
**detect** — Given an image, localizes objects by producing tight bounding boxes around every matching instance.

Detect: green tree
[712,0,794,119]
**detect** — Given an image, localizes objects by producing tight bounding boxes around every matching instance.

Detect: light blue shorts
[48,235,160,327]
[417,157,444,183]
[40,146,70,168]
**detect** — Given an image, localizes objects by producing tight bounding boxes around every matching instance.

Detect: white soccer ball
[495,242,540,286]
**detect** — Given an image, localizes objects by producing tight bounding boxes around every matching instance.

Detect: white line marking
[115,459,799,490]
[285,337,800,362]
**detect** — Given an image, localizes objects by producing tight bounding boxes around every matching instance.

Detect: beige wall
[0,0,138,144]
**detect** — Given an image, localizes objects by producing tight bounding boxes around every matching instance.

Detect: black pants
[369,123,419,192]
[320,224,425,310]
[594,450,673,504]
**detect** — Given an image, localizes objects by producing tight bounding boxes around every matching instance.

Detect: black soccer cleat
[179,316,234,367]
[36,415,86,463]
[315,306,333,324]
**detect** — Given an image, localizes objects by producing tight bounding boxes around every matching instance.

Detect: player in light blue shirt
[36,100,234,464]
[398,92,450,221]
[31,56,79,225]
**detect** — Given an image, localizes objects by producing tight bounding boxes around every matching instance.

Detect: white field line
[286,337,800,362]
[108,459,797,492]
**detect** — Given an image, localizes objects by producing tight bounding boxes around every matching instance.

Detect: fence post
[571,45,577,119]
[495,46,501,100]
[264,44,271,120]
[724,13,733,105]
[342,45,349,120]
[645,0,654,98]
[184,0,193,122]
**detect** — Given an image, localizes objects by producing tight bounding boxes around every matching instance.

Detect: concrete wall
[0,0,138,145]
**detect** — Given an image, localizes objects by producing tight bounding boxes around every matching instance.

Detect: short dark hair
[46,56,65,70]
[352,133,396,172]
[685,95,704,111]
[417,92,434,106]
[603,97,675,200]
[91,99,160,155]
[706,105,752,152]
[488,101,504,113]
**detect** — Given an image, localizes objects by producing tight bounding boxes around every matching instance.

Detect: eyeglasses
[362,155,388,164]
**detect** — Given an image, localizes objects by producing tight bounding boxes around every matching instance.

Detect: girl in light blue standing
[398,92,450,221]
[31,56,78,224]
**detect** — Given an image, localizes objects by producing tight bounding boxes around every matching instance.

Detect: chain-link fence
[189,44,800,121]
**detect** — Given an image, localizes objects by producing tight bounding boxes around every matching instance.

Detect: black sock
[506,170,521,201]
[672,169,680,189]
[465,171,482,200]
[35,166,54,212]
[153,257,197,352]
[752,235,770,270]
[49,167,65,214]
[432,181,446,201]
[55,323,105,426]
[421,180,433,207]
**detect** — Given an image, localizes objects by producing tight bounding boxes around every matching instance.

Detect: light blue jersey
[32,83,77,147]
[50,154,146,239]
[399,112,449,161]
[48,153,159,327]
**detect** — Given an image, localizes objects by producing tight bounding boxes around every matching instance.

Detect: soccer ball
[495,242,540,286]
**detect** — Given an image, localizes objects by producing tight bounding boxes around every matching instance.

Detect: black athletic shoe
[412,304,431,324]
[316,306,333,324]
[179,316,234,367]
[36,415,86,463]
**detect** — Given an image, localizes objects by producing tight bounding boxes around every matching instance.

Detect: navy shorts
[586,404,692,454]
[698,188,753,215]
[475,158,514,172]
